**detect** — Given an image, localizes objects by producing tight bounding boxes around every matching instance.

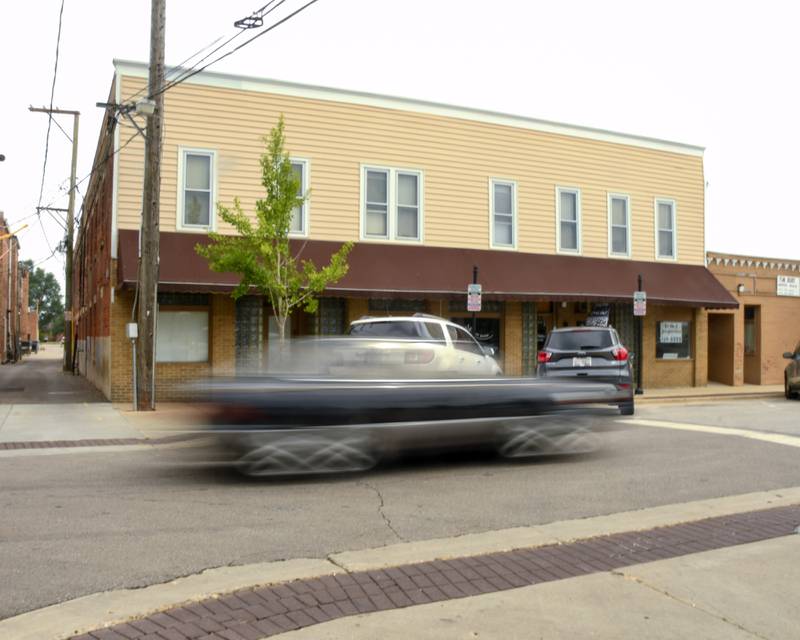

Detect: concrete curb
[3,487,799,640]
[637,392,783,404]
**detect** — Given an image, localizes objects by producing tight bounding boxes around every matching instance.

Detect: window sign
[656,321,691,359]
[777,275,800,297]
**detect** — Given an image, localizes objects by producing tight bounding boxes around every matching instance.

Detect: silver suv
[347,314,502,377]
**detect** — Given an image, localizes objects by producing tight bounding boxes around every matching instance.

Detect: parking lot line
[622,418,800,448]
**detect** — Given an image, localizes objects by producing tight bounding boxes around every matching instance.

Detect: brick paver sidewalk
[70,504,800,640]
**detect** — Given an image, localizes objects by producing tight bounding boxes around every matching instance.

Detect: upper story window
[179,148,215,229]
[608,193,630,256]
[490,179,516,248]
[362,166,423,242]
[655,198,677,259]
[556,187,581,253]
[290,159,309,236]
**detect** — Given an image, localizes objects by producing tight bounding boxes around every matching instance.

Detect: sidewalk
[3,487,798,640]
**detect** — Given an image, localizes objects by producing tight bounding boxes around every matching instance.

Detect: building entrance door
[708,313,735,385]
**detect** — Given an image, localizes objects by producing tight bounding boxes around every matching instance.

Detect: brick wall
[110,289,236,403]
[642,306,696,389]
[1,215,20,362]
[19,268,38,342]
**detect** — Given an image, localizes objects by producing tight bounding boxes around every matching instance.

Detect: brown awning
[117,229,738,308]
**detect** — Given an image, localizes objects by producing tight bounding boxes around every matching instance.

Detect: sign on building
[585,304,610,327]
[659,321,684,344]
[777,275,800,297]
[633,291,647,316]
[467,283,482,312]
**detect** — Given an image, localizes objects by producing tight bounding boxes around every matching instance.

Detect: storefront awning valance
[117,230,738,309]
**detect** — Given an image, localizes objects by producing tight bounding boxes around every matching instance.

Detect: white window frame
[176,147,217,232]
[654,197,677,261]
[360,164,424,243]
[607,193,631,257]
[489,178,517,250]
[556,186,582,254]
[289,157,310,238]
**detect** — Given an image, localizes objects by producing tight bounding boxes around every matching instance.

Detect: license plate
[573,357,591,367]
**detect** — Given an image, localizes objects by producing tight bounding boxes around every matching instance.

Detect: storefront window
[156,310,209,363]
[656,321,691,360]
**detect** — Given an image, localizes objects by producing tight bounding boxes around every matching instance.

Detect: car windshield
[348,321,423,338]
[546,330,613,350]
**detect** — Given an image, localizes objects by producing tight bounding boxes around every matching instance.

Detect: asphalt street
[1,398,799,620]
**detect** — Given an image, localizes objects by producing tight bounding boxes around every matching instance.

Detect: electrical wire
[35,0,66,210]
[149,0,318,100]
[152,0,284,97]
[123,34,229,105]
[50,116,73,143]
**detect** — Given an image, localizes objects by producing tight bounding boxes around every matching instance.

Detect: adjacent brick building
[19,266,39,347]
[2,213,20,362]
[707,252,800,387]
[76,60,737,402]
[1,212,27,363]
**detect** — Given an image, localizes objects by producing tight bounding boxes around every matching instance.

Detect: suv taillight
[537,351,552,363]
[612,346,629,361]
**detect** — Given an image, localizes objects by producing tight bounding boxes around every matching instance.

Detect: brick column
[693,307,708,387]
[503,301,522,376]
[211,294,235,377]
[347,298,369,325]
[110,289,134,403]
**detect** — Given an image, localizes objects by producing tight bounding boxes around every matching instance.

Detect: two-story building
[75,60,736,402]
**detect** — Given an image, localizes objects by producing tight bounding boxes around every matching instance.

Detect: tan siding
[117,75,705,265]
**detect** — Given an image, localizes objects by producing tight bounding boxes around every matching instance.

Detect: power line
[150,0,319,100]
[36,129,139,219]
[50,116,73,143]
[123,34,229,105]
[153,0,284,96]
[35,0,66,210]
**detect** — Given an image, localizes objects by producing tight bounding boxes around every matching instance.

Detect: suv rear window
[546,330,614,351]
[348,321,423,338]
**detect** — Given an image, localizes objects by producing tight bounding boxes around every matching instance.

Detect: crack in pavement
[611,570,771,640]
[358,480,407,543]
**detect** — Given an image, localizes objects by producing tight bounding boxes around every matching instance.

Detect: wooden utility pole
[136,0,165,410]
[28,106,79,373]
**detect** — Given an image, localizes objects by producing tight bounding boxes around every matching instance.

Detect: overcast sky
[1,0,798,290]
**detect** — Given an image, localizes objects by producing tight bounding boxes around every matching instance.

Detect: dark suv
[784,342,800,400]
[537,326,634,415]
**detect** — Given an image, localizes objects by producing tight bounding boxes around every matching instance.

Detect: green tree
[20,260,65,337]
[196,116,353,344]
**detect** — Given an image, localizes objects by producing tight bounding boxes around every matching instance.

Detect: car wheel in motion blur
[496,419,597,458]
[234,429,379,477]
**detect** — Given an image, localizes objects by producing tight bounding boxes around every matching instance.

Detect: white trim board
[113,59,704,158]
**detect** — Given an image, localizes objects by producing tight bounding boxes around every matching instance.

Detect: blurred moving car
[191,376,618,477]
[346,313,502,376]
[536,326,634,415]
[784,341,800,399]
